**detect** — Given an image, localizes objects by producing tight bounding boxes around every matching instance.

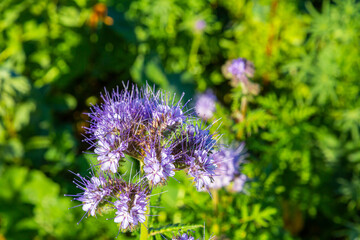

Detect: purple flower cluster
[143,146,175,186]
[188,150,217,191]
[226,58,254,81]
[66,170,150,231]
[209,142,248,192]
[113,182,149,230]
[67,171,112,219]
[85,87,145,173]
[222,58,259,95]
[67,83,219,233]
[84,84,218,189]
[172,124,219,191]
[195,90,216,121]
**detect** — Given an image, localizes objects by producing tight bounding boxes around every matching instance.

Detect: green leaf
[21,170,59,205]
[149,223,203,237]
[0,166,28,200]
[145,57,169,89]
[13,101,35,131]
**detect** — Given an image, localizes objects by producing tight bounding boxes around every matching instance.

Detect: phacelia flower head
[89,87,145,140]
[143,145,176,186]
[195,90,217,121]
[94,134,128,173]
[209,142,248,191]
[165,123,219,191]
[85,86,146,170]
[152,104,185,130]
[145,89,188,131]
[66,170,113,221]
[185,124,217,152]
[112,180,150,231]
[84,84,189,172]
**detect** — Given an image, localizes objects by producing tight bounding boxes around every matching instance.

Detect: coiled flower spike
[143,145,176,186]
[65,170,113,222]
[111,178,150,231]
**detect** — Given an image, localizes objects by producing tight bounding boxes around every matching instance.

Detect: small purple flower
[113,182,149,231]
[143,146,176,185]
[226,58,254,82]
[222,58,259,94]
[194,19,206,31]
[94,134,128,173]
[195,90,216,121]
[152,104,185,128]
[188,150,217,191]
[66,171,112,220]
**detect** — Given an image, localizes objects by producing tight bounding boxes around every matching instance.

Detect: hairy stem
[140,204,150,240]
[140,161,150,240]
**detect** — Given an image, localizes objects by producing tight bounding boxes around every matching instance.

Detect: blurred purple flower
[222,58,259,95]
[195,90,216,121]
[195,19,206,31]
[232,174,248,192]
[209,142,248,191]
[226,58,254,81]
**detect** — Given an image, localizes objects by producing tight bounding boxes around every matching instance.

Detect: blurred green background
[1,0,360,239]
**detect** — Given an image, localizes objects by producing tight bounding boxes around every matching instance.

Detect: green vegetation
[1,0,360,239]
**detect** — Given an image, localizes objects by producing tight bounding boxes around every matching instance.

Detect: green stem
[140,204,150,240]
[139,161,150,240]
[211,189,220,235]
[188,33,201,73]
